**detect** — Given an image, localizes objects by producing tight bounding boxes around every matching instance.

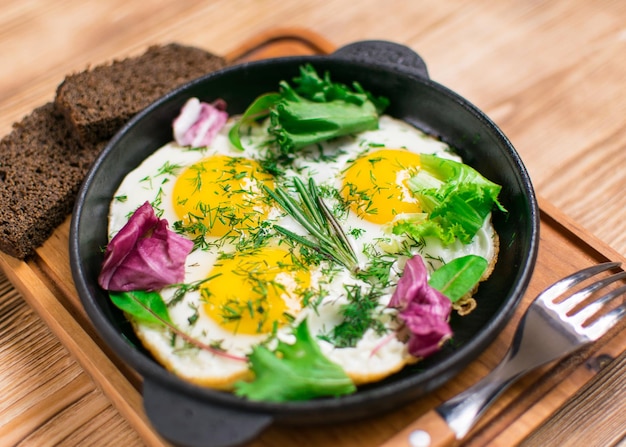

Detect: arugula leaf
[109,290,172,326]
[289,64,389,113]
[392,214,457,245]
[394,154,505,245]
[234,319,356,401]
[428,255,489,302]
[228,64,388,154]
[110,289,248,362]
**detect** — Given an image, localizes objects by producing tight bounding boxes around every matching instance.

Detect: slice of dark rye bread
[0,43,226,259]
[0,103,105,259]
[55,43,227,146]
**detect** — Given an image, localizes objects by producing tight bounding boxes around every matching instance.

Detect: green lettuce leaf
[289,64,389,113]
[234,319,356,401]
[428,255,489,302]
[394,154,505,244]
[109,289,172,326]
[393,214,457,245]
[228,64,388,154]
[269,90,380,153]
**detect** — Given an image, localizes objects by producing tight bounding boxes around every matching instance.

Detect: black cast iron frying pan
[70,41,539,447]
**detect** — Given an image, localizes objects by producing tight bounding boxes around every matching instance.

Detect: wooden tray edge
[538,195,626,264]
[0,252,171,446]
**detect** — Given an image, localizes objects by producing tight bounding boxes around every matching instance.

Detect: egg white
[108,114,498,389]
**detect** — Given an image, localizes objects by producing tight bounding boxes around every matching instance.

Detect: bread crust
[0,104,103,258]
[55,43,226,146]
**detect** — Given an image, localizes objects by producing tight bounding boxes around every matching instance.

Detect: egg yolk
[341,149,422,224]
[172,155,274,237]
[201,247,310,335]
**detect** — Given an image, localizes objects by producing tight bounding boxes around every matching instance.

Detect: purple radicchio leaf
[98,201,194,292]
[389,255,453,358]
[173,97,228,147]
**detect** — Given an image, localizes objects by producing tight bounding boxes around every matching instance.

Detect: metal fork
[381,261,626,447]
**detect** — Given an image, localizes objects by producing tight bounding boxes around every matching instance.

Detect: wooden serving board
[1,29,625,447]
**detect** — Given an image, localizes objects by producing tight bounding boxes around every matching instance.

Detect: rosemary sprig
[265,177,358,271]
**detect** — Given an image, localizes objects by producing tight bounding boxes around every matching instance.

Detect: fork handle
[379,410,456,447]
[380,354,522,447]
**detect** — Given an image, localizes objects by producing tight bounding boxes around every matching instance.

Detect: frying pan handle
[332,41,429,79]
[142,378,273,447]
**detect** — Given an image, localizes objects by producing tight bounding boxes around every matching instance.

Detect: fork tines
[540,262,626,340]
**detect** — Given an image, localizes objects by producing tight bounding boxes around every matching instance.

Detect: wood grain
[0,271,144,447]
[1,1,626,446]
[520,349,626,447]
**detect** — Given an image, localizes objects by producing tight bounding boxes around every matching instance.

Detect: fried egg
[171,155,275,237]
[341,148,423,224]
[108,114,498,389]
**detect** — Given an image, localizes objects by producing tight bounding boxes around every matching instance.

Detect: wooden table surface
[1,1,625,446]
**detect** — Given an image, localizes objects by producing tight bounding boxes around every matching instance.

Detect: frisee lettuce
[393,154,506,245]
[234,319,356,401]
[229,64,388,154]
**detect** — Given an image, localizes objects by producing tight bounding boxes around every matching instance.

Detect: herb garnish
[168,274,221,306]
[265,176,359,271]
[321,283,387,348]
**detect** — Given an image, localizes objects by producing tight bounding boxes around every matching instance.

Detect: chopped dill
[357,254,395,287]
[156,161,182,177]
[167,274,221,307]
[187,303,199,326]
[151,188,165,217]
[321,283,387,348]
[301,285,328,314]
[348,227,366,239]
